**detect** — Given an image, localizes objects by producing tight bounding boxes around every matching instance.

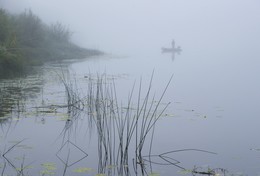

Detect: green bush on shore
[0,8,102,78]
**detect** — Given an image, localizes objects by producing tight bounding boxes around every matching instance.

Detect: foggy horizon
[1,0,260,175]
[1,0,260,56]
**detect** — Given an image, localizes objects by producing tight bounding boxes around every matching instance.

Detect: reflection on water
[0,74,44,121]
[0,54,260,176]
[0,65,214,176]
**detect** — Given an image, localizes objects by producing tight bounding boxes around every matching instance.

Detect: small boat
[161,47,174,52]
[161,46,182,54]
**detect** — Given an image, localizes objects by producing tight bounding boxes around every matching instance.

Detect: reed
[57,69,85,119]
[82,73,173,175]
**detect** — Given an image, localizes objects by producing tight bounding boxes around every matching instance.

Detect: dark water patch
[0,76,44,120]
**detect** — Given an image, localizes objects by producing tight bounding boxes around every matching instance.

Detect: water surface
[1,46,260,175]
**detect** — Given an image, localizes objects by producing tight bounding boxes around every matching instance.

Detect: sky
[1,0,260,55]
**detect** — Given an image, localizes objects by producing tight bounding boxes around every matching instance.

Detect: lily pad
[16,166,33,171]
[40,170,55,175]
[73,167,94,173]
[14,156,21,160]
[16,144,33,150]
[163,113,175,117]
[96,174,106,176]
[41,162,56,171]
[178,169,192,175]
[57,116,70,121]
[106,165,117,169]
[148,172,160,176]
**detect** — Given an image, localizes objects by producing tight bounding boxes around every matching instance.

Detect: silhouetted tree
[0,9,11,46]
[50,22,73,42]
[12,9,44,47]
[0,8,101,78]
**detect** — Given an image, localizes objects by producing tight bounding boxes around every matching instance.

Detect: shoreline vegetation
[0,8,103,78]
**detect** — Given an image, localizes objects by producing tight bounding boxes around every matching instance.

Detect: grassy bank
[0,9,102,78]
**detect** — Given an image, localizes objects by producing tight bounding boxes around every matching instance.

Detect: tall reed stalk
[83,73,173,175]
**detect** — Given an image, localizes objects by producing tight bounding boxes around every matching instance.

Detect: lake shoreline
[0,8,103,79]
[0,46,104,79]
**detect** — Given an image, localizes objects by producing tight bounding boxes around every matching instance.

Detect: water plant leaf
[16,144,33,150]
[73,167,94,173]
[41,162,56,171]
[14,157,22,160]
[96,174,106,176]
[8,140,22,143]
[57,115,70,121]
[163,113,176,117]
[24,111,38,117]
[178,169,192,175]
[122,107,136,111]
[106,165,117,169]
[148,172,160,176]
[174,101,182,104]
[184,109,195,112]
[40,170,55,175]
[16,165,33,171]
[12,118,20,121]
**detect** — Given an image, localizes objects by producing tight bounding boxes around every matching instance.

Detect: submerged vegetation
[0,71,233,176]
[57,73,227,176]
[0,8,102,78]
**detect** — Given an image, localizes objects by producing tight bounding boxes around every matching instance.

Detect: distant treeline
[0,9,102,78]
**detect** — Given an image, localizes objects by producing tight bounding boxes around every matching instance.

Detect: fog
[1,0,260,102]
[1,0,260,56]
[1,1,260,175]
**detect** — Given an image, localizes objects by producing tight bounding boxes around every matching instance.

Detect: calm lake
[1,0,260,175]
[1,40,260,176]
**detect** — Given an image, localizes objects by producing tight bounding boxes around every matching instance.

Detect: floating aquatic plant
[148,172,160,176]
[16,165,33,171]
[40,169,55,175]
[96,174,106,176]
[73,167,94,173]
[41,162,57,171]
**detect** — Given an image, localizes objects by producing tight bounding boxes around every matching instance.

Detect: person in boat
[171,39,175,49]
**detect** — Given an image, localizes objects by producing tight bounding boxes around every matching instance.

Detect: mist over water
[2,0,260,55]
[1,0,260,175]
